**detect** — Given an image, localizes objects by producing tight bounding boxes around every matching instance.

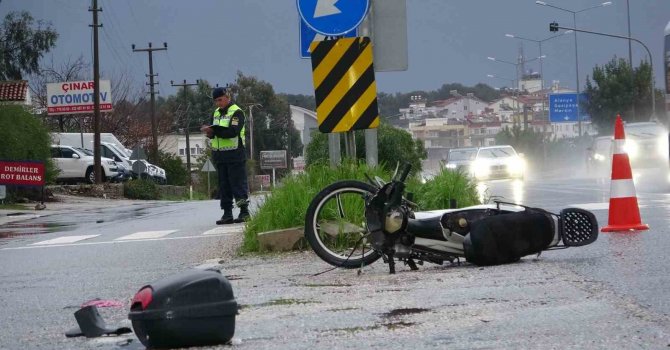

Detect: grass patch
[406,168,480,210]
[0,203,29,210]
[243,162,480,253]
[242,161,389,253]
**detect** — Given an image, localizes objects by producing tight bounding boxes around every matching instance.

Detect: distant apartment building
[400,91,488,120]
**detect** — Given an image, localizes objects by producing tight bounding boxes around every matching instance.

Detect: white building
[289,105,318,156]
[159,133,209,168]
[431,93,488,119]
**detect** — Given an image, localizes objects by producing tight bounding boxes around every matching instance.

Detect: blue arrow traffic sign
[299,19,356,58]
[297,0,369,36]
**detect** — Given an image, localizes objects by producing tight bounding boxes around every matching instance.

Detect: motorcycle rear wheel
[305,180,381,268]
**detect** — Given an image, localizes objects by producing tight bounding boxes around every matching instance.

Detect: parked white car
[98,142,167,184]
[50,145,119,183]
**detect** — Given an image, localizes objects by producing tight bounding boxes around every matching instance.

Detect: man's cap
[212,87,228,99]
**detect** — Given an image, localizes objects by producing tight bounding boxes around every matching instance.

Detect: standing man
[201,86,250,225]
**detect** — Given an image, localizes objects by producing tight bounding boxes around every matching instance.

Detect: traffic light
[549,22,559,32]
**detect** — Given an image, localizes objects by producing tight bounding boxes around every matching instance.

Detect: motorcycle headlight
[624,140,639,159]
[384,208,407,234]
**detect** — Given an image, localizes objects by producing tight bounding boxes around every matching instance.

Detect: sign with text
[0,161,45,186]
[255,175,271,187]
[549,93,589,123]
[260,150,287,169]
[47,80,113,115]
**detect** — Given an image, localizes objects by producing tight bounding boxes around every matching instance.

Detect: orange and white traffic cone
[601,115,649,232]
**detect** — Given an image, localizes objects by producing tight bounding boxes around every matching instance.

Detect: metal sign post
[201,159,217,199]
[260,150,288,188]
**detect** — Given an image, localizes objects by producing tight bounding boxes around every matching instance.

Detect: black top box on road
[128,269,237,348]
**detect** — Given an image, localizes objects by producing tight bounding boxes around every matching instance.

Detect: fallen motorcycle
[304,163,598,274]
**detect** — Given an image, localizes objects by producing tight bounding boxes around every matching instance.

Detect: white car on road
[470,145,525,180]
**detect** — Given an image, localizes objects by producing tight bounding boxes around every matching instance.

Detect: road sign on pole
[310,37,380,133]
[300,19,356,59]
[549,93,589,123]
[297,0,369,36]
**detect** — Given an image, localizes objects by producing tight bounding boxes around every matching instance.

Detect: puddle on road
[382,307,431,318]
[0,221,76,240]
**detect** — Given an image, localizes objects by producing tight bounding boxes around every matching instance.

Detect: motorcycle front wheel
[304,180,381,268]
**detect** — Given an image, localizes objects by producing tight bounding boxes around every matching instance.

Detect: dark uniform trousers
[215,157,249,211]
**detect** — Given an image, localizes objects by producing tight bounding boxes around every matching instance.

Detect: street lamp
[504,32,571,92]
[488,55,546,129]
[246,103,262,161]
[536,0,613,137]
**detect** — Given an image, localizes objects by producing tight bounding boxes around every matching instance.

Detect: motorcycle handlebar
[397,163,412,183]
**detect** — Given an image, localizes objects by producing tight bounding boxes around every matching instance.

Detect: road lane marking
[1,233,233,251]
[115,230,177,240]
[202,225,244,235]
[31,235,100,245]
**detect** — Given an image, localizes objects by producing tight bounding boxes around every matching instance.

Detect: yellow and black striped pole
[310,37,380,133]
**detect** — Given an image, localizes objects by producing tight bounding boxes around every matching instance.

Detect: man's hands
[200,125,213,138]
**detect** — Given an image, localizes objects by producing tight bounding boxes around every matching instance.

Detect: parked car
[98,142,167,184]
[50,145,119,183]
[445,147,478,172]
[470,145,525,180]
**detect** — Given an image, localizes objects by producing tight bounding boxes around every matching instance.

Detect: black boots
[216,206,249,225]
[216,209,234,225]
[234,205,250,223]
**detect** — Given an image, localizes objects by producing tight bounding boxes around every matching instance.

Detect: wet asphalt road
[0,169,669,349]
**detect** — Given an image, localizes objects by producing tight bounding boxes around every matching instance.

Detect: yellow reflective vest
[211,104,246,151]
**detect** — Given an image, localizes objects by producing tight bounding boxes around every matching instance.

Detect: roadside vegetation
[242,161,480,253]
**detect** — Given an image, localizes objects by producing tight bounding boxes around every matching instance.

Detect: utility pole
[170,79,199,188]
[626,0,636,120]
[132,42,167,163]
[89,0,102,184]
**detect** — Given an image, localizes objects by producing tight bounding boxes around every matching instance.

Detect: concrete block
[257,227,304,252]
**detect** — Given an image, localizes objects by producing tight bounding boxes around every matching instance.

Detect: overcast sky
[4,0,670,97]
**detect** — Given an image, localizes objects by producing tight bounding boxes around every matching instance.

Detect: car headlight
[106,160,116,166]
[657,135,668,157]
[445,163,457,169]
[594,153,606,161]
[506,156,525,174]
[471,159,490,178]
[624,140,639,159]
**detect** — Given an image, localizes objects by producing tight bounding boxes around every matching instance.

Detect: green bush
[124,179,159,200]
[305,122,427,174]
[0,105,58,202]
[242,161,389,252]
[242,161,479,253]
[156,151,188,186]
